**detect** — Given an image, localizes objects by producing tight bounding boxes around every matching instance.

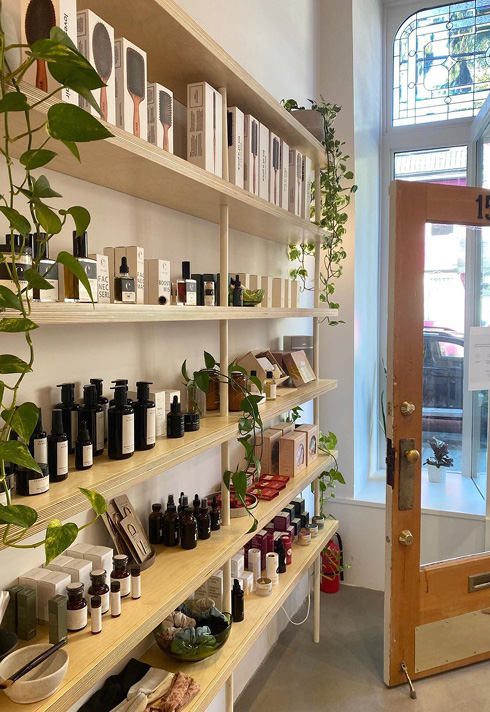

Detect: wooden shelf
[142,522,338,712]
[9,85,325,247]
[0,456,337,712]
[77,0,326,167]
[1,380,337,551]
[20,303,338,325]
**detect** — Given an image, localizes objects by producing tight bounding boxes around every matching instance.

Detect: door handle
[399,530,414,546]
[404,449,420,464]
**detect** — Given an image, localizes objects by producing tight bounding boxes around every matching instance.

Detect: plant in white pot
[424,437,453,483]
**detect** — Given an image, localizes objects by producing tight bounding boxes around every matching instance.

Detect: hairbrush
[251,120,258,194]
[272,137,280,204]
[92,22,112,121]
[24,0,56,92]
[159,90,172,151]
[126,47,145,138]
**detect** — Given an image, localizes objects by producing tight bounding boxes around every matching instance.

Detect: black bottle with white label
[75,420,93,471]
[134,381,156,451]
[109,380,132,407]
[114,256,136,303]
[29,409,48,468]
[48,409,69,483]
[80,385,104,457]
[56,383,79,454]
[108,385,134,460]
[31,232,58,302]
[166,395,184,439]
[90,378,109,442]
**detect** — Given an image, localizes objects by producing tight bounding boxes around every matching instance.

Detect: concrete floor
[235,585,490,712]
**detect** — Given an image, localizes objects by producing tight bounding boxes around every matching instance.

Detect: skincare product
[264,371,276,400]
[1,585,22,634]
[289,150,302,216]
[59,559,92,598]
[63,232,98,303]
[145,259,171,305]
[258,428,282,475]
[280,533,293,564]
[192,273,204,306]
[66,583,87,632]
[149,503,163,545]
[45,555,74,573]
[29,409,48,467]
[256,577,272,596]
[197,498,211,540]
[110,581,121,617]
[90,378,109,441]
[271,277,285,308]
[88,570,109,614]
[239,571,253,595]
[15,463,49,496]
[91,595,102,634]
[163,495,179,547]
[230,553,244,579]
[187,82,223,176]
[274,539,287,573]
[108,385,135,460]
[231,275,243,307]
[65,542,94,559]
[114,37,148,139]
[210,495,221,531]
[182,261,197,306]
[56,383,79,454]
[228,106,244,188]
[131,565,141,599]
[306,522,319,538]
[147,82,173,152]
[298,528,311,546]
[89,254,110,303]
[134,381,156,451]
[80,384,104,457]
[110,379,132,406]
[167,395,184,439]
[111,554,131,598]
[128,386,166,438]
[83,546,113,574]
[291,280,300,308]
[258,123,270,201]
[48,594,67,645]
[283,350,316,387]
[269,133,281,206]
[283,279,291,308]
[248,548,261,585]
[38,571,71,622]
[184,412,200,432]
[204,280,215,306]
[266,552,279,585]
[48,409,68,483]
[31,233,58,301]
[244,114,259,195]
[280,140,289,209]
[0,234,31,295]
[114,256,136,303]
[181,507,198,550]
[231,579,244,622]
[77,10,115,123]
[17,587,36,640]
[313,515,325,530]
[192,494,201,518]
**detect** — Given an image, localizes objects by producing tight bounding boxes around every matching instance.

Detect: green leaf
[0,441,41,472]
[56,251,93,302]
[0,504,37,528]
[79,487,107,515]
[0,91,29,113]
[238,417,253,433]
[31,175,62,200]
[59,206,90,237]
[51,71,102,115]
[47,103,113,142]
[223,471,232,490]
[232,470,248,498]
[249,376,262,392]
[0,286,21,311]
[194,370,210,394]
[0,382,4,408]
[247,518,259,534]
[45,519,78,564]
[62,140,80,162]
[0,207,31,237]
[20,149,57,170]
[35,203,62,234]
[2,402,39,441]
[0,355,32,375]
[49,26,78,52]
[204,351,216,370]
[181,360,190,383]
[25,268,55,291]
[0,317,38,332]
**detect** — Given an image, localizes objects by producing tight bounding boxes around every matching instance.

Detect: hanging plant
[282,97,357,325]
[0,15,112,562]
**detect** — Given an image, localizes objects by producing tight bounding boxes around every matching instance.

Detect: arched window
[393,1,490,126]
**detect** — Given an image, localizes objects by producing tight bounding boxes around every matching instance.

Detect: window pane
[394,146,467,185]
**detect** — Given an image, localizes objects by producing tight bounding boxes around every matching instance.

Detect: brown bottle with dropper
[162,495,179,547]
[197,498,211,540]
[180,506,197,550]
[210,495,221,531]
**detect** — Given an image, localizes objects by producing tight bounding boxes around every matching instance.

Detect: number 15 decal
[476,194,490,220]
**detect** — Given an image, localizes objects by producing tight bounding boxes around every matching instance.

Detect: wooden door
[385,180,490,686]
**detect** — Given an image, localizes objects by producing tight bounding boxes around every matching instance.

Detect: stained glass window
[393,1,490,125]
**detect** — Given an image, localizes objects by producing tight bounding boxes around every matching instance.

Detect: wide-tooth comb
[159,90,173,128]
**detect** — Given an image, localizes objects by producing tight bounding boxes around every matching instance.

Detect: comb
[126,47,145,138]
[158,90,172,151]
[251,120,258,194]
[24,0,56,92]
[272,137,280,204]
[92,22,112,121]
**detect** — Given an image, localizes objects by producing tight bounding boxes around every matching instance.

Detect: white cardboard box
[77,10,116,124]
[301,155,313,219]
[147,82,174,152]
[21,0,78,104]
[283,278,291,308]
[161,389,181,416]
[114,37,148,139]
[258,123,270,201]
[280,140,289,209]
[227,106,244,189]
[269,132,281,206]
[238,570,253,595]
[103,247,115,302]
[89,253,110,303]
[37,571,71,622]
[230,552,244,578]
[65,542,93,559]
[129,388,167,437]
[61,558,93,600]
[288,149,302,216]
[261,276,273,308]
[187,82,222,177]
[272,277,285,308]
[145,259,171,305]
[45,555,74,572]
[244,114,259,196]
[115,246,144,304]
[291,280,300,308]
[83,545,113,574]
[18,568,51,620]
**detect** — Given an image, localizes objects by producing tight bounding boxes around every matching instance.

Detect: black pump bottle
[110,380,132,407]
[134,381,156,451]
[108,385,134,460]
[90,378,109,442]
[56,383,79,453]
[79,384,104,457]
[48,409,69,482]
[232,579,244,622]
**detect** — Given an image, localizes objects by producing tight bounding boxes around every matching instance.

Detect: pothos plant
[0,13,113,562]
[182,351,263,531]
[282,97,357,326]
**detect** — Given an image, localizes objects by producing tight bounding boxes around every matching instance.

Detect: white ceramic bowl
[0,644,69,704]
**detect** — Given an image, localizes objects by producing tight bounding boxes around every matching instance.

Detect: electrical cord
[280,592,311,626]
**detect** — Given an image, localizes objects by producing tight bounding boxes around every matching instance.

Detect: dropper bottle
[163,495,179,547]
[166,394,184,439]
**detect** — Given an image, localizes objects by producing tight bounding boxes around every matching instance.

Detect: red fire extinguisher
[321,533,344,594]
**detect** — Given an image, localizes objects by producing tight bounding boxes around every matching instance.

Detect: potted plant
[424,437,453,483]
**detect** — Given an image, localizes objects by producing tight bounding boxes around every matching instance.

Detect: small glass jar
[298,528,312,546]
[88,569,110,614]
[256,577,273,597]
[306,522,319,538]
[312,515,324,530]
[110,554,131,598]
[228,372,248,412]
[66,582,88,631]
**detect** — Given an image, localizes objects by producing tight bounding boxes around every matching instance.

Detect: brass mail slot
[468,572,490,592]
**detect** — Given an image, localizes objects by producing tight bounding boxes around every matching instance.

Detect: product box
[145,259,171,305]
[296,424,319,465]
[280,140,289,209]
[283,504,297,522]
[269,133,281,206]
[18,568,50,616]
[249,486,278,501]
[244,114,259,195]
[291,280,300,308]
[89,253,110,303]
[77,10,116,124]
[115,246,145,304]
[238,570,253,595]
[258,123,269,201]
[162,389,180,415]
[259,428,283,475]
[45,555,74,572]
[301,511,310,528]
[283,279,291,308]
[65,542,94,559]
[288,150,302,216]
[279,431,307,477]
[83,545,113,574]
[228,106,244,188]
[103,247,115,302]
[230,552,244,579]
[271,278,284,308]
[21,0,77,104]
[283,350,316,387]
[237,351,288,387]
[37,571,71,622]
[208,570,223,609]
[128,388,167,437]
[269,423,295,437]
[147,82,174,152]
[60,558,92,598]
[301,155,313,220]
[291,496,306,516]
[287,523,297,541]
[114,37,148,140]
[291,518,301,535]
[194,582,208,600]
[260,276,273,308]
[187,82,223,177]
[274,511,290,532]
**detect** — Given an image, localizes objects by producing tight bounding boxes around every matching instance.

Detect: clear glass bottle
[264,370,277,400]
[88,569,110,614]
[110,554,131,598]
[66,582,88,631]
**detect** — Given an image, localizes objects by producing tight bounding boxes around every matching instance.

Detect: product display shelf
[19,304,339,325]
[0,380,337,552]
[8,84,325,247]
[0,455,336,712]
[142,522,338,712]
[76,0,326,166]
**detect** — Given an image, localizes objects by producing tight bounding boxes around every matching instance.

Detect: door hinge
[386,438,395,488]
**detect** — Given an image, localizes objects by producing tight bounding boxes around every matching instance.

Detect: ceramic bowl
[0,643,69,704]
[154,612,232,662]
[0,630,18,661]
